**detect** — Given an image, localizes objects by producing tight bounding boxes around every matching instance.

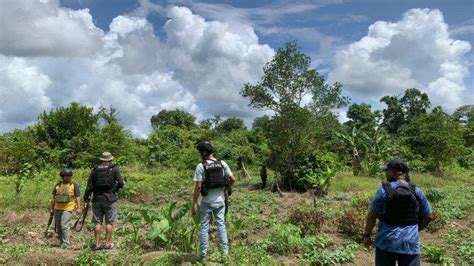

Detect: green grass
[0,167,473,264]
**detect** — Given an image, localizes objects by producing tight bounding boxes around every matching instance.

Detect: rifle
[44,211,54,237]
[72,201,90,232]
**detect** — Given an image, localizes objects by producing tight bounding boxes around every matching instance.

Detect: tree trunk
[352,147,361,176]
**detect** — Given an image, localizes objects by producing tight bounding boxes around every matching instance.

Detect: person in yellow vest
[49,168,81,248]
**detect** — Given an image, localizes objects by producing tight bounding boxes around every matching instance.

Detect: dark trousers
[376,247,420,266]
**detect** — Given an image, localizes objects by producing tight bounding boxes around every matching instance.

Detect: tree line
[0,42,472,192]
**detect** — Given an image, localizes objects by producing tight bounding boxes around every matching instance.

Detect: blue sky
[0,0,472,136]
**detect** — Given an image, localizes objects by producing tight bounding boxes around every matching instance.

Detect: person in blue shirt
[363,159,434,266]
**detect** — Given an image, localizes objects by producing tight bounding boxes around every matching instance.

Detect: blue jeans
[199,202,228,258]
[376,247,420,266]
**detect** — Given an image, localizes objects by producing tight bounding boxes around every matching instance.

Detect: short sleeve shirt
[52,181,80,211]
[369,180,432,255]
[193,160,233,204]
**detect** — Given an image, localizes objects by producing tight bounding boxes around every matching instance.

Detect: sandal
[93,245,103,251]
[104,243,114,250]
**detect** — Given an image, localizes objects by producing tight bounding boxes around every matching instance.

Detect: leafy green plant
[303,241,359,265]
[425,188,448,203]
[74,250,109,265]
[15,163,32,194]
[422,244,450,263]
[259,224,303,255]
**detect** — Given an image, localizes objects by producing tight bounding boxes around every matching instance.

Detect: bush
[288,206,324,236]
[293,152,338,194]
[425,188,447,203]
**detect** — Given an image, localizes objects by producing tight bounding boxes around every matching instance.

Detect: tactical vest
[381,182,420,226]
[93,164,115,191]
[203,160,228,189]
[54,182,74,203]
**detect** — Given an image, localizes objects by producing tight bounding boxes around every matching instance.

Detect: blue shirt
[369,181,432,255]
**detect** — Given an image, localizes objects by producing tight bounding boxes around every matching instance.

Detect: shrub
[338,192,371,242]
[288,206,324,236]
[293,152,338,194]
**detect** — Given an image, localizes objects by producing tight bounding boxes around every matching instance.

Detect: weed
[259,223,303,255]
[74,250,109,265]
[0,244,29,262]
[422,244,450,263]
[288,206,324,236]
[303,241,359,265]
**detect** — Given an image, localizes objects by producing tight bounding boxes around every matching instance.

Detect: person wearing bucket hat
[84,151,124,251]
[364,158,434,266]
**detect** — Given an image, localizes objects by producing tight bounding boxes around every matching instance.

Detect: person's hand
[75,207,82,215]
[192,203,198,216]
[49,208,54,214]
[363,235,373,248]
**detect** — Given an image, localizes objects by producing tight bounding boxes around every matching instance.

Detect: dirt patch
[13,249,80,265]
[1,209,46,227]
[140,251,199,264]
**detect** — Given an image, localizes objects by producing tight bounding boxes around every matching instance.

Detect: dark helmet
[60,168,73,177]
[196,141,214,154]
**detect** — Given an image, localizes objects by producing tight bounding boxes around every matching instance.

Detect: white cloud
[0,2,274,137]
[0,56,53,127]
[0,0,103,57]
[329,8,472,112]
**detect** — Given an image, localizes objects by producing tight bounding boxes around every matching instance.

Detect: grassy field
[0,167,472,265]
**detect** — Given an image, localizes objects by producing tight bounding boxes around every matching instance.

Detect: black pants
[375,247,420,266]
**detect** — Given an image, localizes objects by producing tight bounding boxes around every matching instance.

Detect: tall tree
[401,88,430,123]
[216,117,246,133]
[345,103,378,129]
[380,95,405,134]
[151,109,197,129]
[240,41,347,189]
[402,107,466,175]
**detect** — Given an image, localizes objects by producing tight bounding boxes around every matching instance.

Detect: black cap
[385,159,409,173]
[196,141,214,153]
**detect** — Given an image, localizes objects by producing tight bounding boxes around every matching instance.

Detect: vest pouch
[54,189,72,203]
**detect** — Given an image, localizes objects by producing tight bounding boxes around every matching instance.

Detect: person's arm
[83,171,94,202]
[417,189,434,231]
[75,197,82,214]
[418,214,434,231]
[74,183,81,214]
[114,167,125,190]
[49,196,55,214]
[363,209,378,242]
[192,181,201,215]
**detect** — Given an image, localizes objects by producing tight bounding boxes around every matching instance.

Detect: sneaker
[59,243,68,249]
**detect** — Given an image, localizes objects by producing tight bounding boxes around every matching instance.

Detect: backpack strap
[407,182,421,206]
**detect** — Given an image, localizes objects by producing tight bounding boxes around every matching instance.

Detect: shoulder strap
[408,182,421,204]
[53,181,62,194]
[382,182,395,198]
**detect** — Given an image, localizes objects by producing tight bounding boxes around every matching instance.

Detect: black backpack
[381,182,420,226]
[203,160,228,189]
[93,164,115,190]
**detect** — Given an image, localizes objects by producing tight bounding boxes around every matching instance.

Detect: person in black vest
[84,151,124,251]
[363,159,434,266]
[192,141,236,261]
